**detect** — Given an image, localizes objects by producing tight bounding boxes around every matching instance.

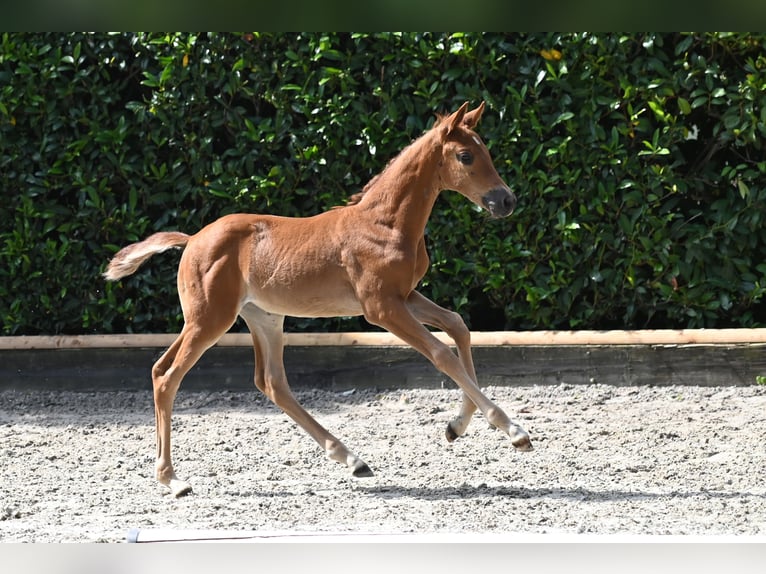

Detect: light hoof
[511,430,533,452]
[352,460,374,478]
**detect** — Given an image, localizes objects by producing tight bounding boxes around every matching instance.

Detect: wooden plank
[2,342,765,391]
[3,328,766,350]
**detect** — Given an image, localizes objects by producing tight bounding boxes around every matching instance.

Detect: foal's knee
[443,310,471,346]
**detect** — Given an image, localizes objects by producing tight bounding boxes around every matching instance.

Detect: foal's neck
[356,130,443,239]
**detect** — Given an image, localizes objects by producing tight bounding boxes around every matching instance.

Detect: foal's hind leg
[406,291,478,441]
[151,326,220,496]
[240,305,373,477]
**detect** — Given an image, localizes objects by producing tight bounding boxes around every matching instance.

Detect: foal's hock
[104,102,532,497]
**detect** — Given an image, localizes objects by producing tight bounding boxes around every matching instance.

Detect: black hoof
[174,485,193,498]
[445,422,459,443]
[352,461,374,478]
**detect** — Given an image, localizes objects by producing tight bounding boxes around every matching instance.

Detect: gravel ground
[2,383,766,542]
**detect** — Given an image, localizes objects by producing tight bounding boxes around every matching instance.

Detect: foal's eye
[457,151,474,165]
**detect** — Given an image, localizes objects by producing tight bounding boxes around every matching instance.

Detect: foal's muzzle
[483,187,517,218]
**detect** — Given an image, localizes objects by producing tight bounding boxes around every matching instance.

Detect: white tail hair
[103,231,189,281]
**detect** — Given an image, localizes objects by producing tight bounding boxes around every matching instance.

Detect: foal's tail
[103,231,190,281]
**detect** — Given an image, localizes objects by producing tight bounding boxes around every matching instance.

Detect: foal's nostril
[504,192,517,214]
[483,188,516,218]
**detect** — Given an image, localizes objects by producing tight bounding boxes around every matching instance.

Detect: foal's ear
[462,101,485,129]
[445,101,484,134]
[445,101,470,135]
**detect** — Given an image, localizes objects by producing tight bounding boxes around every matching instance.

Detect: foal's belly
[243,284,365,318]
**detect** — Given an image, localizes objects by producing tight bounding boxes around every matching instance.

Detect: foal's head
[434,101,516,218]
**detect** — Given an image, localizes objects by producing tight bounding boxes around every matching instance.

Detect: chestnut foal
[104,102,532,497]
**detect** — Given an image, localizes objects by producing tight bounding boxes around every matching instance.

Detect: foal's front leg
[366,295,532,451]
[406,291,478,441]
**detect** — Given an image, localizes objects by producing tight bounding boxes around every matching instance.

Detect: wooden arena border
[3,328,766,349]
[2,329,766,390]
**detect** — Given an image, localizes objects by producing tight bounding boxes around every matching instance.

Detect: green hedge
[2,32,766,335]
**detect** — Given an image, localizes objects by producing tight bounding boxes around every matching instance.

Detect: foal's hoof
[511,434,534,452]
[352,460,374,478]
[445,422,459,443]
[169,479,193,498]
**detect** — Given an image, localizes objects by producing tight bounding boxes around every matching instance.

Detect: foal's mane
[335,112,450,209]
